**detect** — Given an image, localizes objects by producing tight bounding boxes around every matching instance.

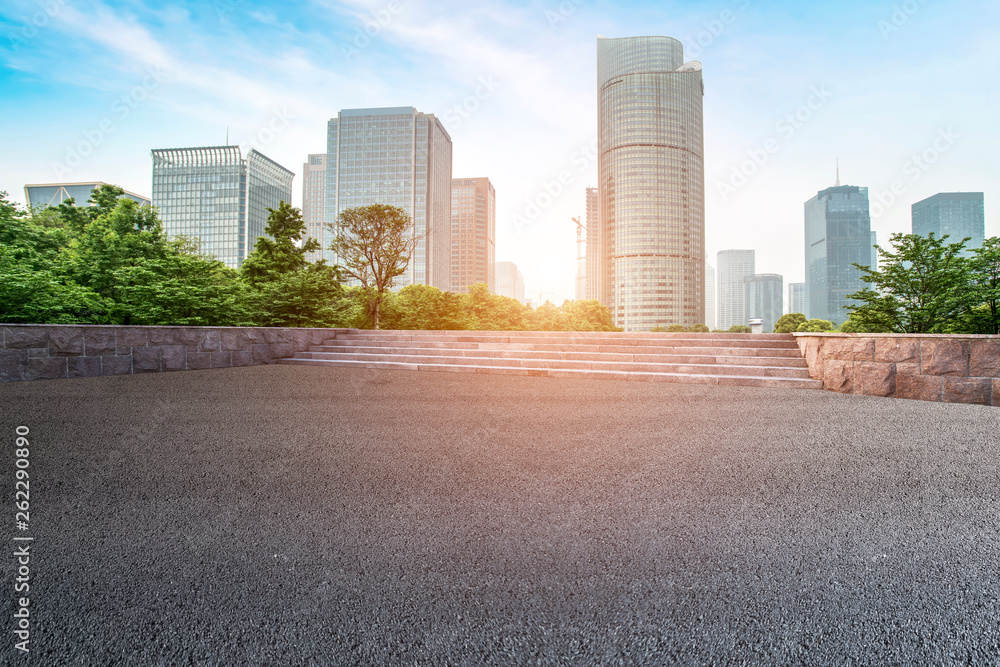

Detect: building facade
[705,263,716,330]
[804,185,871,325]
[716,250,755,331]
[911,192,985,257]
[151,145,294,268]
[787,282,805,315]
[496,261,525,304]
[25,182,150,209]
[597,35,705,331]
[301,154,326,262]
[451,177,495,293]
[585,186,600,301]
[326,107,452,290]
[745,273,783,333]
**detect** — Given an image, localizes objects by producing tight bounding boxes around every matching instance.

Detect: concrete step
[276,357,823,389]
[291,351,812,378]
[309,342,806,359]
[332,332,799,349]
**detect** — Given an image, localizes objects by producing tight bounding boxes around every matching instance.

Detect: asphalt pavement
[2,365,999,665]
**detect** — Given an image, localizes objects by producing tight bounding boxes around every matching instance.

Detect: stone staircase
[277,330,823,390]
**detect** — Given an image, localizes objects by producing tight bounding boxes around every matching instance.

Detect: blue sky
[2,0,998,304]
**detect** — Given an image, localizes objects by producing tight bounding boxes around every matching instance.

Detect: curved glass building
[597,36,705,331]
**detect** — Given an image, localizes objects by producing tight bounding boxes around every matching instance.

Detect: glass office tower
[151,146,294,268]
[745,273,783,333]
[451,177,496,293]
[325,107,453,290]
[25,182,150,209]
[787,282,805,316]
[912,192,985,257]
[804,185,871,325]
[705,263,716,330]
[597,35,705,331]
[301,154,327,263]
[716,249,755,331]
[585,186,601,301]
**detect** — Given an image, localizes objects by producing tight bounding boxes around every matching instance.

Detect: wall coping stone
[793,332,1000,340]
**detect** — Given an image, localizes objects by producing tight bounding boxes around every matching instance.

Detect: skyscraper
[745,274,783,333]
[326,107,452,290]
[151,146,294,268]
[25,182,150,209]
[597,35,705,331]
[870,231,878,271]
[911,192,985,257]
[301,154,326,263]
[804,185,872,325]
[788,282,805,315]
[585,186,600,301]
[451,177,495,293]
[705,263,716,330]
[496,261,525,304]
[717,250,755,331]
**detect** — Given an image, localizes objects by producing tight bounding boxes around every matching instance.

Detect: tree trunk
[372,296,380,330]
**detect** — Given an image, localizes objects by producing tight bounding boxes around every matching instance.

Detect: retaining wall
[793,333,1000,406]
[0,324,352,383]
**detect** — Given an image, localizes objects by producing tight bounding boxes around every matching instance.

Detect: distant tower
[745,274,783,333]
[496,261,525,304]
[870,231,878,271]
[911,192,985,257]
[451,177,496,293]
[598,35,705,331]
[302,154,326,263]
[705,263,716,330]
[717,250,755,330]
[787,282,805,315]
[804,183,871,325]
[585,187,600,301]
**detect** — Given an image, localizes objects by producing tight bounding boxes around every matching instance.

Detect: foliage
[329,204,416,330]
[961,238,1000,334]
[687,324,710,333]
[381,284,471,330]
[847,232,971,334]
[0,245,107,323]
[727,325,751,333]
[773,313,806,334]
[665,324,687,332]
[797,319,834,332]
[241,202,321,284]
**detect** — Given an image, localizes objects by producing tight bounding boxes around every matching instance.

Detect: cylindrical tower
[597,36,705,331]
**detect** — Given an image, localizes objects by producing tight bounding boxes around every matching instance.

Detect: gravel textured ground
[2,365,999,665]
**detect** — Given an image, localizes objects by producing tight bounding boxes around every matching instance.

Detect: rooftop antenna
[835,158,841,187]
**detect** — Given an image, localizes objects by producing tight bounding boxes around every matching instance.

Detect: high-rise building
[745,274,783,333]
[597,35,705,331]
[804,185,872,325]
[788,282,805,315]
[717,250,755,331]
[25,182,150,209]
[451,177,495,293]
[302,154,326,262]
[151,146,294,268]
[326,107,452,289]
[870,231,878,271]
[911,192,985,257]
[496,261,525,304]
[705,263,716,330]
[585,186,600,301]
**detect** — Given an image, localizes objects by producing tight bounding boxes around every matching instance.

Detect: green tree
[773,312,806,334]
[463,283,530,330]
[962,237,1000,334]
[687,324,710,333]
[846,232,971,333]
[241,201,321,283]
[329,204,416,330]
[797,319,834,332]
[665,324,687,332]
[727,325,751,333]
[559,299,619,332]
[380,284,471,330]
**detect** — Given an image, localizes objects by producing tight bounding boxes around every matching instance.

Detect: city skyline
[2,0,998,305]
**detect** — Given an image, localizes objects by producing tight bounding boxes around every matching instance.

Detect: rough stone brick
[68,356,103,378]
[969,340,1000,378]
[854,362,896,397]
[251,345,272,365]
[161,345,188,372]
[238,329,265,346]
[132,347,162,373]
[795,336,825,380]
[896,374,943,402]
[942,377,992,405]
[101,356,132,375]
[232,351,253,367]
[210,352,233,368]
[220,329,240,351]
[0,349,30,382]
[262,328,292,344]
[29,357,67,380]
[84,328,117,356]
[27,348,48,358]
[117,328,148,353]
[148,327,199,347]
[294,330,312,352]
[48,327,85,356]
[994,379,1000,407]
[895,362,920,376]
[270,343,294,359]
[921,339,969,377]
[823,359,853,393]
[186,353,213,370]
[197,329,222,352]
[874,338,920,364]
[2,326,49,349]
[822,337,875,362]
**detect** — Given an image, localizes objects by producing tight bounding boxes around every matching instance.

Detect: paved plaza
[2,365,998,664]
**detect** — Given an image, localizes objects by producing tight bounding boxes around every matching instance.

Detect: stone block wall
[0,324,351,383]
[794,333,1000,406]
